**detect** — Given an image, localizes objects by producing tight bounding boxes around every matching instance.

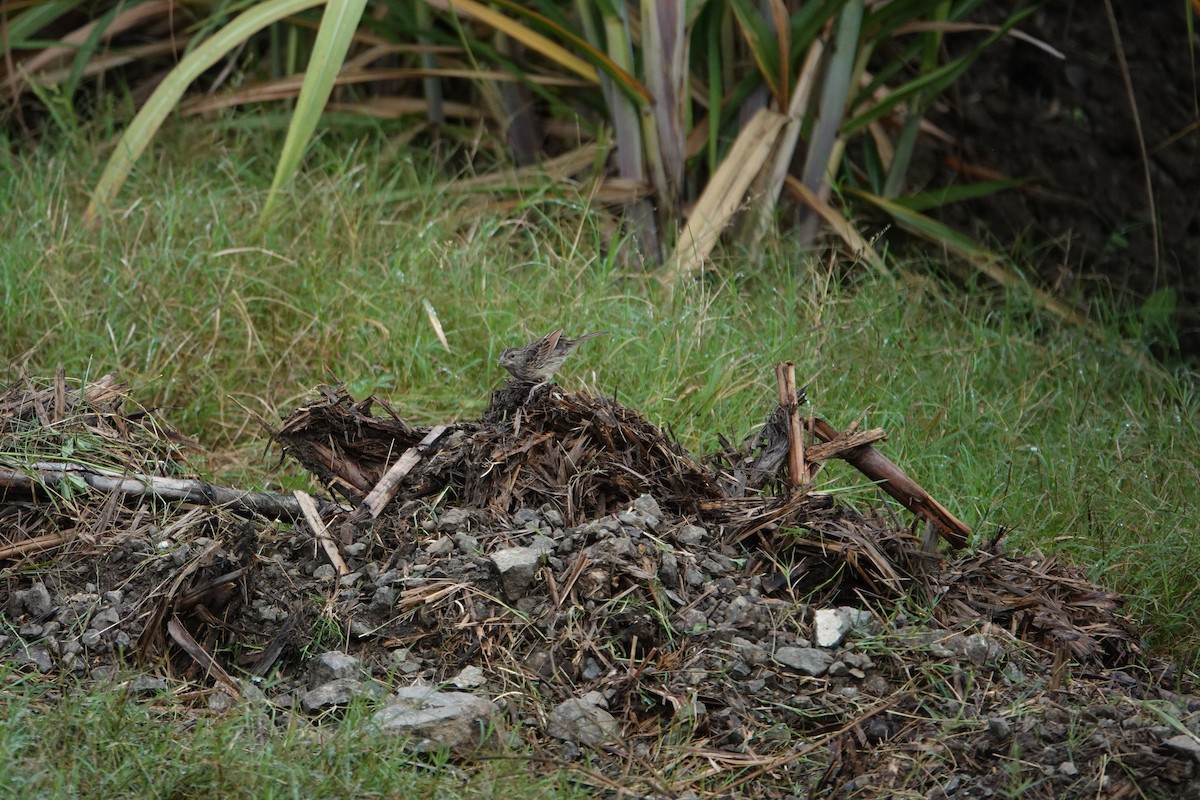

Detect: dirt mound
[2,373,1197,798]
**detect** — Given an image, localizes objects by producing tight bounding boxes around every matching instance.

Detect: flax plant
[4,0,1034,277]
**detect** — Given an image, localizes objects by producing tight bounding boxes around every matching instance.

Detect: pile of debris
[2,372,1195,798]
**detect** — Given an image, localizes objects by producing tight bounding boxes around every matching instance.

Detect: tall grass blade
[668,107,787,281]
[263,0,369,215]
[85,0,327,221]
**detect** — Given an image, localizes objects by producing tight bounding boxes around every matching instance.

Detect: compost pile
[2,373,1198,799]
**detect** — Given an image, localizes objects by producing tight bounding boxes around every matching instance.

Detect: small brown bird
[498,329,608,383]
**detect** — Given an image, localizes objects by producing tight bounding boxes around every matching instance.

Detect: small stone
[313,564,336,581]
[513,508,543,530]
[424,537,454,557]
[437,508,474,532]
[307,651,365,687]
[372,685,499,751]
[1162,734,1200,762]
[840,651,874,670]
[731,637,769,665]
[452,533,478,553]
[827,661,851,677]
[963,633,1006,666]
[546,697,619,747]
[987,717,1012,741]
[631,494,661,519]
[90,608,120,631]
[19,582,54,617]
[1057,761,1078,777]
[542,508,564,527]
[20,644,53,672]
[301,678,384,712]
[675,525,707,546]
[814,608,850,648]
[344,542,368,557]
[491,546,545,598]
[207,690,236,713]
[451,665,486,688]
[774,646,834,676]
[371,586,396,610]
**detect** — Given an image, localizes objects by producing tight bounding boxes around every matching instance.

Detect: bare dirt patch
[2,373,1197,798]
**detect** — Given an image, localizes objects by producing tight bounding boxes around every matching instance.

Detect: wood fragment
[808,417,971,549]
[0,463,336,520]
[774,362,809,488]
[294,490,349,578]
[167,615,241,696]
[357,424,451,519]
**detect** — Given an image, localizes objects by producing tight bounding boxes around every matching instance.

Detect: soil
[917,1,1200,359]
[3,375,1199,799]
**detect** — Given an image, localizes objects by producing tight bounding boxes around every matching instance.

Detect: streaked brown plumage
[498,329,607,382]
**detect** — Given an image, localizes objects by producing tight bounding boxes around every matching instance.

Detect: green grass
[2,125,1198,793]
[0,668,590,799]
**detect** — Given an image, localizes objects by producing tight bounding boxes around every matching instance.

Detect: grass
[2,124,1198,794]
[0,667,591,799]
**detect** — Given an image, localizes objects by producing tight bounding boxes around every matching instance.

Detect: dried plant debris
[2,374,1197,799]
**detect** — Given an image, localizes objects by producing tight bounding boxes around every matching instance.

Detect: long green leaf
[263,0,369,216]
[5,0,79,45]
[86,0,327,221]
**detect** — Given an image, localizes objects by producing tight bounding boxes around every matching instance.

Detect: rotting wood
[0,463,338,520]
[807,417,971,549]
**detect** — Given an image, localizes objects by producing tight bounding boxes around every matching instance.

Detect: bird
[498,329,607,384]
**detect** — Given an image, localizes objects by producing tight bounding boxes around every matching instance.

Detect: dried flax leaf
[667,108,789,281]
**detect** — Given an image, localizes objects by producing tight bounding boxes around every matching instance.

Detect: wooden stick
[774,362,808,488]
[357,424,450,519]
[294,490,349,578]
[808,417,971,549]
[0,463,339,520]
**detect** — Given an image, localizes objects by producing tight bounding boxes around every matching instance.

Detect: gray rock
[542,508,564,527]
[962,633,1006,666]
[19,644,53,672]
[307,651,365,687]
[90,608,120,631]
[122,675,169,695]
[301,678,384,712]
[840,651,874,670]
[372,684,500,751]
[731,636,769,665]
[437,508,474,532]
[631,494,661,520]
[451,665,486,688]
[19,582,54,617]
[1162,734,1200,762]
[675,524,707,546]
[987,717,1012,741]
[814,608,850,648]
[816,607,873,648]
[1058,761,1079,777]
[491,546,546,597]
[659,552,679,588]
[312,564,336,581]
[343,542,368,557]
[424,537,454,557]
[546,697,619,746]
[452,533,479,553]
[774,647,834,676]
[513,508,543,530]
[371,586,396,610]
